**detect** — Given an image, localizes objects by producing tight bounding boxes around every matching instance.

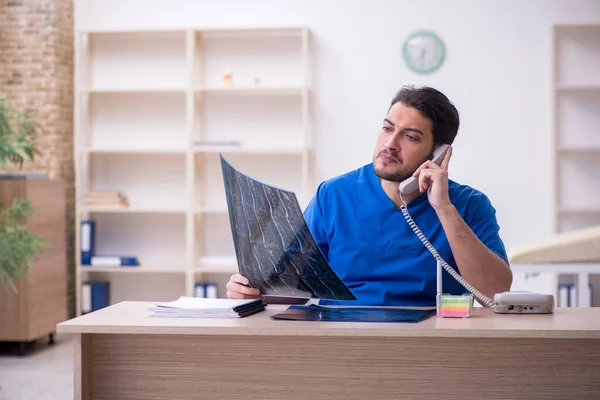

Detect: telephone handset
[399,144,450,195]
[397,144,554,314]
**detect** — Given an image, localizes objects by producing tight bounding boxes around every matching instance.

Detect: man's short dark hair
[390,85,460,145]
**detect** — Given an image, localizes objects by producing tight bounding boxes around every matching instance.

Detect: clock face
[402,31,445,74]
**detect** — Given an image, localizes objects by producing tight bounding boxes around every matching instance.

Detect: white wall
[75,0,600,252]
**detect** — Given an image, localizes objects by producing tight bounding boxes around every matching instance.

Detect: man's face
[372,102,435,182]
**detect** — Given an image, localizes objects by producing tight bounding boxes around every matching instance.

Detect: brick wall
[0,0,75,317]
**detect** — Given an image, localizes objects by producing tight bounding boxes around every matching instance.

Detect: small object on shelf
[223,70,233,87]
[84,190,129,209]
[194,139,241,147]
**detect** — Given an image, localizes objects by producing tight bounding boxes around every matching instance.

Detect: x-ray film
[220,154,356,301]
[271,305,436,323]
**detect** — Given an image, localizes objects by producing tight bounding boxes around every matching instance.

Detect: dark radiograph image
[220,154,356,301]
[271,305,436,323]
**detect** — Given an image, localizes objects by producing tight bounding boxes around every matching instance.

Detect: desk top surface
[57,301,600,339]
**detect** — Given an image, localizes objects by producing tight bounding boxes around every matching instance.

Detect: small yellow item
[223,70,232,87]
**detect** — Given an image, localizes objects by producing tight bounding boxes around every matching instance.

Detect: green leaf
[0,94,45,289]
[0,198,46,290]
[0,94,40,168]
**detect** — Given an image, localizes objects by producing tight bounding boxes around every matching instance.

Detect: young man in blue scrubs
[227,85,512,307]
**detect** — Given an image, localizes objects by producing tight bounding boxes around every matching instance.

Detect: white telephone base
[492,291,555,314]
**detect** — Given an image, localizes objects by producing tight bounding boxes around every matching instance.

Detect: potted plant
[0,94,45,292]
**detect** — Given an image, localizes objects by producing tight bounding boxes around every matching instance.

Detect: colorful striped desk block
[436,294,473,318]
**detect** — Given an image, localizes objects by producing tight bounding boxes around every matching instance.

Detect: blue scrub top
[303,163,509,307]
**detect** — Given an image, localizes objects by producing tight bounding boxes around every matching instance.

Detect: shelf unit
[553,24,600,234]
[74,27,313,315]
[547,24,600,307]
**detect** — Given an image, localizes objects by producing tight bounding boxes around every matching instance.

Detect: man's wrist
[434,203,458,220]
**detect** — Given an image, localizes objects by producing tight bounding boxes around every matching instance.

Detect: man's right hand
[226,274,262,299]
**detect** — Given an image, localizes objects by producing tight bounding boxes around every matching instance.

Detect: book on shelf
[84,198,127,205]
[148,296,267,318]
[84,204,129,211]
[86,190,123,198]
[84,190,129,209]
[82,256,140,267]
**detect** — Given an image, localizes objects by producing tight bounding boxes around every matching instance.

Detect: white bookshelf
[553,24,600,234]
[74,27,313,315]
[542,24,600,306]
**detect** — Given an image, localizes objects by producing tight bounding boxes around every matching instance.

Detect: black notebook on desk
[271,305,435,323]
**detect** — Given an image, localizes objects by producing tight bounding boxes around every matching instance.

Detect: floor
[0,333,73,400]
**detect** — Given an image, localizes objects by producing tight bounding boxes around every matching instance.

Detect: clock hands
[403,31,445,73]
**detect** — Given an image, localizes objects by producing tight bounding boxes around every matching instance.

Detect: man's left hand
[412,146,453,211]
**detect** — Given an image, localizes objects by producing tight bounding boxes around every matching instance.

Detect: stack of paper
[148,296,267,318]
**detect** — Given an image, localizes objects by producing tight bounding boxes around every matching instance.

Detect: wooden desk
[57,302,600,400]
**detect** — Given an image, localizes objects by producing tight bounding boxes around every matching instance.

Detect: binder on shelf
[194,282,218,298]
[558,284,569,307]
[205,282,218,298]
[558,283,577,307]
[91,281,110,312]
[194,282,206,298]
[86,256,139,267]
[569,284,578,307]
[80,220,95,265]
[81,283,92,314]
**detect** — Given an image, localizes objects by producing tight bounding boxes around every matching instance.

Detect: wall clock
[402,30,446,74]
